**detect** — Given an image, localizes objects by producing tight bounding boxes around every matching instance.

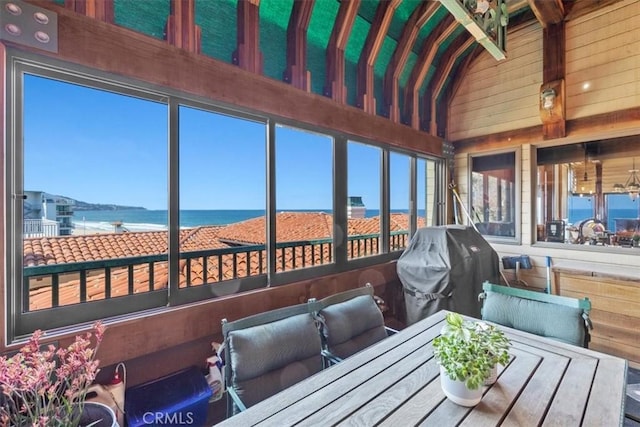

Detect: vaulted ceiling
[51,0,606,139]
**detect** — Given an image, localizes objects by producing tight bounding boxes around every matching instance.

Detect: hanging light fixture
[614,158,640,201]
[574,144,594,196]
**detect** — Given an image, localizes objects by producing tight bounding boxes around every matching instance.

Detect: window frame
[533,139,640,254]
[5,49,446,341]
[467,148,521,244]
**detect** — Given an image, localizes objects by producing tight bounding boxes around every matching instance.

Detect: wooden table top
[217,310,628,426]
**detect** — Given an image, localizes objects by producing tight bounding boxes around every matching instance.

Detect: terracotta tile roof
[217,212,333,244]
[23,226,228,267]
[216,212,421,244]
[24,212,418,310]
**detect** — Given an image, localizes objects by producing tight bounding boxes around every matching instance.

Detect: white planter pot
[484,365,498,386]
[439,366,483,407]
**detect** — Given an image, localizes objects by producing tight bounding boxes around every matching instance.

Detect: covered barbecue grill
[397,225,500,325]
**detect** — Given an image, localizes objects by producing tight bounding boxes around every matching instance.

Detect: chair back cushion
[227,312,322,408]
[482,291,585,346]
[320,295,387,359]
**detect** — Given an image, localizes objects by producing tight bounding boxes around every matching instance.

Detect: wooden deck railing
[23,231,410,312]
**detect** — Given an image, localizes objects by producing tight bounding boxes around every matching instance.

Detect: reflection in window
[470,152,516,238]
[347,141,381,259]
[179,107,266,285]
[275,125,333,271]
[536,138,640,247]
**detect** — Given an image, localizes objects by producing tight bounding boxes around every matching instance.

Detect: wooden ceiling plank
[234,0,263,74]
[356,0,400,113]
[284,0,315,91]
[324,0,361,103]
[428,36,475,135]
[383,1,438,122]
[527,0,564,28]
[404,15,457,129]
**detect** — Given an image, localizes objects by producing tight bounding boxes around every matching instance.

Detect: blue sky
[23,73,413,211]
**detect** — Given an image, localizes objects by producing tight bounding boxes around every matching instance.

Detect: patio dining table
[217,309,627,426]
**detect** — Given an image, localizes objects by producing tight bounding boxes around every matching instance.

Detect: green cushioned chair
[312,284,396,367]
[221,302,323,416]
[479,281,592,348]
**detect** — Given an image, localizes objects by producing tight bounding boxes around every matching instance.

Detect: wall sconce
[539,80,564,124]
[0,0,58,53]
[540,88,556,114]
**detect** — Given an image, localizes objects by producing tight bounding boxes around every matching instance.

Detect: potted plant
[433,312,510,407]
[0,322,116,426]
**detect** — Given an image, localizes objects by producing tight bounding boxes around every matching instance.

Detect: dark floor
[626,367,640,426]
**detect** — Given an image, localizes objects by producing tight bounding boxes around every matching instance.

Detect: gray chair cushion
[320,295,387,359]
[482,291,585,346]
[227,312,322,408]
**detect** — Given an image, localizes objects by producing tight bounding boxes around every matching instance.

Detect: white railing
[24,219,60,237]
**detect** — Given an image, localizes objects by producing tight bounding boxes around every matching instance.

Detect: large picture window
[6,55,446,340]
[536,137,640,248]
[275,125,334,271]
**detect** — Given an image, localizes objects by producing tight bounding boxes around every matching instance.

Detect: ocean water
[568,208,639,231]
[72,209,413,232]
[73,209,271,231]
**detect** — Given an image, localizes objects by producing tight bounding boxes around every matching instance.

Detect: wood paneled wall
[452,0,640,292]
[565,0,640,119]
[448,22,543,141]
[450,0,640,141]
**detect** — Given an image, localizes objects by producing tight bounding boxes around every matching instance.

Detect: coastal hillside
[64,196,145,211]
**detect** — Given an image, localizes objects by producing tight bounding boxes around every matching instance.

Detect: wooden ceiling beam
[64,0,113,23]
[541,22,566,139]
[383,1,438,123]
[356,0,400,114]
[233,0,263,74]
[166,0,201,54]
[324,0,360,103]
[453,106,640,153]
[527,0,564,27]
[428,35,475,136]
[26,1,443,155]
[404,16,457,130]
[284,0,315,91]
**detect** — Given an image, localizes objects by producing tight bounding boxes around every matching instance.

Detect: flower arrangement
[433,312,510,390]
[0,322,105,427]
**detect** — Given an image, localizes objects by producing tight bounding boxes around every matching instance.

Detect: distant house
[347,196,366,219]
[23,191,75,237]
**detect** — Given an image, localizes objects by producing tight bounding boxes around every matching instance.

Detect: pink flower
[0,322,105,427]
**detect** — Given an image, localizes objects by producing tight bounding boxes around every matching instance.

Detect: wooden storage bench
[553,261,640,366]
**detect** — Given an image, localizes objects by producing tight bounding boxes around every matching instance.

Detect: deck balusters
[23,232,407,311]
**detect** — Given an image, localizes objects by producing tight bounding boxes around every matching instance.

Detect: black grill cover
[396,225,500,325]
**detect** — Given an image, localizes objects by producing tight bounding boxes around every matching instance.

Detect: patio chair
[313,284,396,366]
[479,281,592,348]
[221,302,323,416]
